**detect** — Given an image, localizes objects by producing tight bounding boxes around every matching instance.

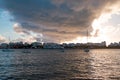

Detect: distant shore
[0,47,120,49]
[0,41,120,49]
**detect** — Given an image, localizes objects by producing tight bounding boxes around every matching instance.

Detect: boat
[22,50,31,53]
[2,49,14,52]
[84,48,89,52]
[61,47,65,52]
[2,37,14,52]
[84,30,90,52]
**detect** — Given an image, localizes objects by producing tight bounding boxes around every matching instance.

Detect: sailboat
[84,30,90,52]
[2,37,14,52]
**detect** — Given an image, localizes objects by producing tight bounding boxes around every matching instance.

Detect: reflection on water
[0,49,120,80]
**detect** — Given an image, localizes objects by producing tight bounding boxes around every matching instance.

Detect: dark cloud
[0,0,4,8]
[2,0,120,42]
[13,23,31,35]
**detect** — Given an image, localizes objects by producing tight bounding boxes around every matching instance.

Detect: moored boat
[2,49,14,52]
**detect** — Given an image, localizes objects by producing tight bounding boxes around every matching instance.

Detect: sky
[0,0,120,45]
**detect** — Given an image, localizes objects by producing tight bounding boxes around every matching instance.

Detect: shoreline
[0,48,120,49]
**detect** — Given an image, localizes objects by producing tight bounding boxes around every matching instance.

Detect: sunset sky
[0,0,120,45]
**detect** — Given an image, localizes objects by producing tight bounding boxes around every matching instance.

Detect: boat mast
[87,30,88,44]
[9,36,11,43]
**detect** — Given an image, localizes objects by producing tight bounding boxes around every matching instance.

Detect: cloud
[2,0,120,43]
[0,35,6,43]
[13,23,31,35]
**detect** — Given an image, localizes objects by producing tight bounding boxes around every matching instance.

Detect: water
[0,49,120,80]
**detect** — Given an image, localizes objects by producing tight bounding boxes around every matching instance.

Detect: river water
[0,49,120,80]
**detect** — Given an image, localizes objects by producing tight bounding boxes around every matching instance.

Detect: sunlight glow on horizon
[62,9,120,45]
